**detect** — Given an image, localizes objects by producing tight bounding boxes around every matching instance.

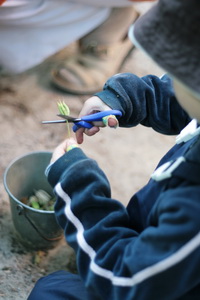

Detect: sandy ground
[0,12,176,299]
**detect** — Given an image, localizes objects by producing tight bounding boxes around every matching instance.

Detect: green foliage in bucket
[21,189,56,211]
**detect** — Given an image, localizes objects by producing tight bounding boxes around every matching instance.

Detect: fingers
[51,137,78,163]
[65,137,78,150]
[85,126,100,137]
[76,115,118,144]
[76,127,85,144]
[103,115,119,128]
[76,96,119,144]
[76,126,100,144]
[78,96,112,117]
[51,140,67,163]
[108,117,118,127]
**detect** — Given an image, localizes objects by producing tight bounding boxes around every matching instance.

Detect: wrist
[66,144,79,152]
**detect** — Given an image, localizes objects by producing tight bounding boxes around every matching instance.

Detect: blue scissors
[42,110,122,132]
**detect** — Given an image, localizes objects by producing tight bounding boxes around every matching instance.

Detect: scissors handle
[72,110,122,132]
[81,110,122,122]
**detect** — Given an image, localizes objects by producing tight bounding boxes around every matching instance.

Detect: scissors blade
[42,114,81,124]
[42,120,67,124]
[57,114,81,122]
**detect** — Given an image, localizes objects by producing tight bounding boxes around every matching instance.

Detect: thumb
[103,115,119,128]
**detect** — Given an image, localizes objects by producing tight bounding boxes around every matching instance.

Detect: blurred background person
[0,0,156,94]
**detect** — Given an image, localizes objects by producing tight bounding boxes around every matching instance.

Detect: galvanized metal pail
[3,151,63,250]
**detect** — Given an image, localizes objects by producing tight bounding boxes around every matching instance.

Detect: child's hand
[51,137,78,164]
[76,96,118,144]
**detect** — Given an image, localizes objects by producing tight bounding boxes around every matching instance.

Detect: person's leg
[0,0,135,74]
[51,6,140,95]
[0,0,110,73]
[28,270,99,300]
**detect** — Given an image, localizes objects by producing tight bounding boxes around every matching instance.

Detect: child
[28,0,200,299]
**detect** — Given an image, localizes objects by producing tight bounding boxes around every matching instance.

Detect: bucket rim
[3,150,54,214]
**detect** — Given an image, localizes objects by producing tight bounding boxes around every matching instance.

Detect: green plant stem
[57,101,71,138]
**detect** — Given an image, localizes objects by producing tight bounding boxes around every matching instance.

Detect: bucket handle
[17,204,63,242]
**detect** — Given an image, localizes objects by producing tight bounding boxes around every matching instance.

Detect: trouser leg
[0,0,110,73]
[28,270,99,300]
[50,6,139,94]
[80,6,139,47]
[0,0,134,73]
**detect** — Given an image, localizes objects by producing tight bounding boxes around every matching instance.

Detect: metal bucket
[3,151,63,250]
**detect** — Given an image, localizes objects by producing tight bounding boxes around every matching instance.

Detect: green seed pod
[31,201,40,210]
[35,189,51,205]
[28,195,39,205]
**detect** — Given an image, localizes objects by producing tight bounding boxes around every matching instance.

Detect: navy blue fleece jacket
[48,73,200,300]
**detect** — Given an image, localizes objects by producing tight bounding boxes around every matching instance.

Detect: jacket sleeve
[49,148,200,300]
[95,73,191,135]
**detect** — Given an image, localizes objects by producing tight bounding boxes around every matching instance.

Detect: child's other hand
[76,96,118,144]
[51,137,78,164]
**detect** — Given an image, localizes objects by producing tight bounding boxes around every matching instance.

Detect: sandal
[51,7,140,95]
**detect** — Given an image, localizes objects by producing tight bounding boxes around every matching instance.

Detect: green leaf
[31,201,40,210]
[57,101,70,116]
[57,101,71,137]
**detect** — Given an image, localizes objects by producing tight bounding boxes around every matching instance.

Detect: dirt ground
[0,38,176,299]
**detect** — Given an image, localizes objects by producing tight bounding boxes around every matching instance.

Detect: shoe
[51,7,140,95]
